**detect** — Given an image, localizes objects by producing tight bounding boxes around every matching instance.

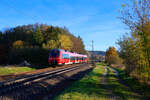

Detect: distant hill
[88,51,105,56]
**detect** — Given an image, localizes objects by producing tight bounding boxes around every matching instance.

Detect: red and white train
[48,49,88,65]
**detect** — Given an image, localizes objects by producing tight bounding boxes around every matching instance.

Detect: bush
[8,48,50,65]
[108,56,123,65]
[12,40,24,48]
[105,46,123,65]
[0,44,8,64]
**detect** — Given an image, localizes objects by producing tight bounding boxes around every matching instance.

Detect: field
[0,66,35,75]
[54,63,145,100]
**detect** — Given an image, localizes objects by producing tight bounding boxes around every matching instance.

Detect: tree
[119,0,150,31]
[58,34,73,51]
[0,23,87,65]
[77,36,86,54]
[69,35,86,54]
[105,46,122,65]
[119,0,150,66]
[0,44,7,64]
[118,0,150,83]
[42,40,59,49]
[12,40,24,48]
[32,27,44,47]
[43,26,60,42]
[42,34,73,50]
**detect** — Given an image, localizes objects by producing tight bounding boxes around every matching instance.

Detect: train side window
[62,54,69,59]
[62,54,66,59]
[72,57,74,60]
[70,56,75,60]
[64,54,66,59]
[67,54,69,59]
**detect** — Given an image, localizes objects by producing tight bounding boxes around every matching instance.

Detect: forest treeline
[107,0,150,85]
[0,23,86,65]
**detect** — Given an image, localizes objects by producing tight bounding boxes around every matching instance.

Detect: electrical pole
[92,40,94,59]
[92,40,95,66]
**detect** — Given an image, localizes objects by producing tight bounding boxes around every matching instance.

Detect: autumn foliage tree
[105,46,122,65]
[0,23,86,64]
[118,0,150,83]
[58,34,73,51]
[13,40,24,48]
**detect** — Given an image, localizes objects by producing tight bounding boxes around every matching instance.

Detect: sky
[0,0,129,51]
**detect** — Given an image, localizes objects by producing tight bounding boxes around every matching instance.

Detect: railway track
[0,64,85,95]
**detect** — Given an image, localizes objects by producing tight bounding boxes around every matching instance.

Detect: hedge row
[8,48,50,65]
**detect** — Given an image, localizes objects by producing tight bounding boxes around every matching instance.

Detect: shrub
[12,40,24,48]
[0,44,8,64]
[8,48,50,65]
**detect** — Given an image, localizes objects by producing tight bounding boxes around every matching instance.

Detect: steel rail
[0,64,85,95]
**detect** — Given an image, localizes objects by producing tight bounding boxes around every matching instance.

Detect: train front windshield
[50,50,60,57]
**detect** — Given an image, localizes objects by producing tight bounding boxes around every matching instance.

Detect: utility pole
[92,40,95,66]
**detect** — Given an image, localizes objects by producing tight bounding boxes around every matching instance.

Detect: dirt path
[100,67,122,100]
[100,66,145,100]
[100,66,107,85]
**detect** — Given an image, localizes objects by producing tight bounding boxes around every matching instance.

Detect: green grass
[54,63,145,100]
[106,67,142,100]
[0,66,35,75]
[114,68,150,99]
[54,63,107,100]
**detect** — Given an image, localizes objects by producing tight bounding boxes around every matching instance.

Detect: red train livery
[48,49,88,65]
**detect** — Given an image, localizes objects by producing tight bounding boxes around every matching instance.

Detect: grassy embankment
[106,67,142,100]
[114,68,150,99]
[54,63,106,100]
[0,66,35,75]
[54,63,144,100]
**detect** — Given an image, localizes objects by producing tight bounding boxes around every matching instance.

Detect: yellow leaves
[106,47,118,57]
[12,40,24,48]
[118,4,126,13]
[42,40,59,49]
[58,34,73,51]
[121,4,126,8]
[42,34,73,50]
[143,22,150,33]
[118,0,150,83]
[106,46,123,65]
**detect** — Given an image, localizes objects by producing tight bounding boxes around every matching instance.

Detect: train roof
[50,49,87,57]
